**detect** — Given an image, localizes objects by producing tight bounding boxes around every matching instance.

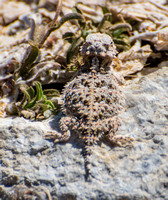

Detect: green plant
[18,81,60,119]
[63,3,132,69]
[4,0,85,118]
[15,0,84,82]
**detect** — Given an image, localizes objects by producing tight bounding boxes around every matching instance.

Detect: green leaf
[23,43,39,68]
[72,5,83,15]
[20,84,35,108]
[34,81,43,101]
[35,98,55,111]
[63,32,75,43]
[43,89,60,98]
[100,6,111,14]
[54,13,85,29]
[19,43,39,78]
[97,13,112,31]
[44,99,55,110]
[63,32,75,39]
[113,37,130,51]
[109,23,132,32]
[113,38,130,46]
[66,37,84,64]
[73,5,86,29]
[81,29,89,38]
[20,84,31,102]
[24,81,43,109]
[34,102,49,111]
[20,81,59,115]
[27,86,35,100]
[113,28,127,38]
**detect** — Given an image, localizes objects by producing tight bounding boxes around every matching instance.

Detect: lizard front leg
[44,116,72,143]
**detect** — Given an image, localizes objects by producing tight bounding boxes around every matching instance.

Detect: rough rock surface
[0,66,168,199]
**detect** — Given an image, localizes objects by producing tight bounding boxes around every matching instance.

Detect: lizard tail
[82,137,94,181]
[83,145,91,181]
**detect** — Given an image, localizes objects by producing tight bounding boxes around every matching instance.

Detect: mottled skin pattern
[45,33,133,180]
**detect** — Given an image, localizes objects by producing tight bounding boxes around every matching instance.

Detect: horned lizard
[45,33,133,180]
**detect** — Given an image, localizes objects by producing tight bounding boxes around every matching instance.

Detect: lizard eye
[103,44,109,49]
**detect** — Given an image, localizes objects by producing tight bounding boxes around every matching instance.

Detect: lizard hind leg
[103,117,134,147]
[106,134,134,147]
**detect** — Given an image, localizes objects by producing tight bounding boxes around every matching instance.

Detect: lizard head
[81,33,117,60]
[80,33,117,72]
